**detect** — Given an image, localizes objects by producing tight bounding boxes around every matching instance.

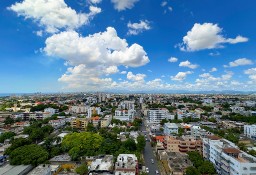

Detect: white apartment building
[49,119,65,129]
[230,106,245,113]
[147,108,174,124]
[164,123,179,135]
[115,154,138,175]
[114,109,135,122]
[191,125,209,139]
[203,136,256,175]
[88,107,101,118]
[118,101,135,110]
[244,125,256,139]
[44,108,56,115]
[70,105,88,114]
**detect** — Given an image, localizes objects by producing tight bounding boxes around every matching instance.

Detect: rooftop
[49,154,71,162]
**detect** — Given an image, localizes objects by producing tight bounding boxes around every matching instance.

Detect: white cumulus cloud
[168,57,178,63]
[127,20,151,35]
[210,67,217,72]
[244,68,256,81]
[44,27,150,67]
[9,0,101,33]
[179,60,198,69]
[228,58,253,67]
[171,71,193,81]
[178,23,248,51]
[127,72,146,81]
[104,66,119,75]
[111,0,139,11]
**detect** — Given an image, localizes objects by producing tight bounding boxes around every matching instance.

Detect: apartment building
[100,115,112,128]
[147,108,174,124]
[165,136,202,153]
[70,118,89,130]
[70,105,88,114]
[244,125,256,139]
[48,119,65,129]
[88,107,101,118]
[164,123,179,135]
[191,125,209,139]
[203,135,256,175]
[118,101,135,110]
[44,107,56,115]
[115,154,138,175]
[114,109,135,122]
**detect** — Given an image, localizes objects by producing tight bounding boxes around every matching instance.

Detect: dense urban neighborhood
[0,93,256,175]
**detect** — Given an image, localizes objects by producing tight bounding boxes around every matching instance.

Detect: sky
[0,0,256,93]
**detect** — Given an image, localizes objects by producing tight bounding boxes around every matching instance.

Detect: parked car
[155,170,159,174]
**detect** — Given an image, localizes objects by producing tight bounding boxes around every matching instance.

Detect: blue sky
[1,0,256,93]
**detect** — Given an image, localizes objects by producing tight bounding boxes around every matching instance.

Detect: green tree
[178,127,184,137]
[123,138,137,151]
[185,166,200,175]
[137,135,146,152]
[198,161,216,174]
[0,132,16,143]
[87,122,96,132]
[160,119,168,125]
[76,164,88,175]
[4,116,15,125]
[62,132,103,160]
[5,138,31,155]
[9,144,48,166]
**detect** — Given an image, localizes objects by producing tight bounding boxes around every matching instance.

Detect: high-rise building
[147,108,174,124]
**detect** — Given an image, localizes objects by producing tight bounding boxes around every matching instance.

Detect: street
[140,117,160,175]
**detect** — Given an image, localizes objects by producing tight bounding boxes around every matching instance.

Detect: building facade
[164,123,179,135]
[203,136,256,175]
[244,125,256,139]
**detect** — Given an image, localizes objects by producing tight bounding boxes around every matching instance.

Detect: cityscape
[1,0,256,175]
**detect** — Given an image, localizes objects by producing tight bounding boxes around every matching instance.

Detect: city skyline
[1,0,256,93]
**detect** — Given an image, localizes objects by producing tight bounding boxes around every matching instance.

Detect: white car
[151,159,154,163]
[145,167,149,173]
[155,170,159,174]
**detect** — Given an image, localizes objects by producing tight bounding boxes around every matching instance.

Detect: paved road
[141,120,160,175]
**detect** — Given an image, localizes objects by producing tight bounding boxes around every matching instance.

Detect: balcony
[179,148,188,152]
[179,145,188,148]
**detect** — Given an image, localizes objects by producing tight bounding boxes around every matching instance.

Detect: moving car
[151,159,154,163]
[155,170,159,174]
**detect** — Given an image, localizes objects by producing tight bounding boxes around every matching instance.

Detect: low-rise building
[89,155,114,174]
[49,119,65,129]
[101,115,112,128]
[28,164,51,175]
[115,154,138,175]
[164,123,179,135]
[44,108,56,115]
[70,118,89,130]
[165,136,202,153]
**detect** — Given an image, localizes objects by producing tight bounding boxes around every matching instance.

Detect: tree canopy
[62,132,103,160]
[9,144,48,166]
[187,151,216,175]
[0,132,15,143]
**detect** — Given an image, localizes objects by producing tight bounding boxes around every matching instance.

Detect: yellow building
[71,118,89,130]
